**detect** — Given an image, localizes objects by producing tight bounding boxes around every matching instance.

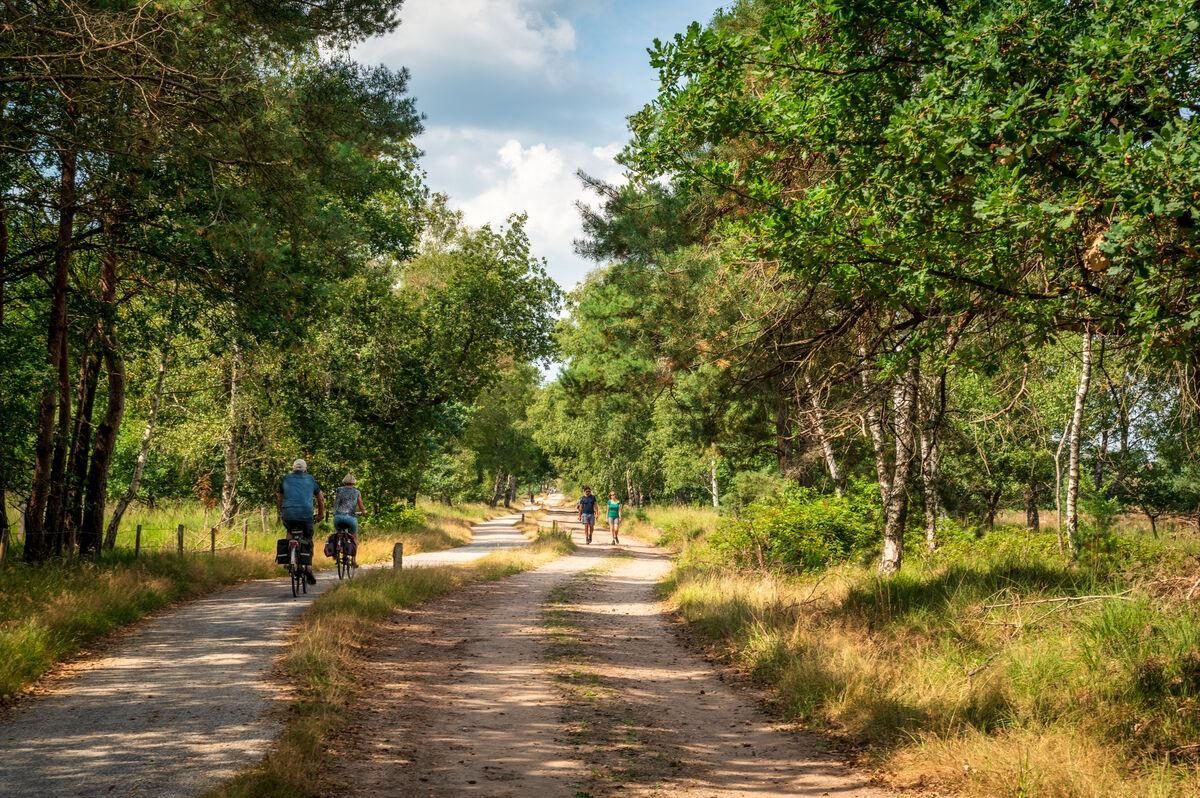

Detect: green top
[607,499,621,518]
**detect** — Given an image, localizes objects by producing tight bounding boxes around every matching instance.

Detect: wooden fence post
[392,542,403,570]
[177,524,184,556]
[210,527,217,556]
[242,519,248,550]
[135,524,142,559]
[552,519,558,533]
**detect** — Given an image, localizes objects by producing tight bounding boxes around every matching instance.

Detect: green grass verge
[0,551,276,698]
[204,529,575,798]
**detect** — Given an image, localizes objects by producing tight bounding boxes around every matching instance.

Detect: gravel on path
[0,512,533,798]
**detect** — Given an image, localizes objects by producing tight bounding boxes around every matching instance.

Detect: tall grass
[0,551,276,698]
[205,529,575,798]
[651,514,1200,797]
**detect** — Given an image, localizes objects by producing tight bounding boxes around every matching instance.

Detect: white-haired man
[277,459,325,585]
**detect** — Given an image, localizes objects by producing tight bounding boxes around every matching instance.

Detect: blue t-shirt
[578,495,597,515]
[280,472,322,521]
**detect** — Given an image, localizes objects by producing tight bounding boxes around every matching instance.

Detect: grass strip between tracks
[204,528,575,798]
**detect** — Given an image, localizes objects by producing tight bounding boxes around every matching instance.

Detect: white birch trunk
[858,347,892,504]
[805,377,844,498]
[219,346,241,526]
[918,371,945,552]
[1066,330,1093,558]
[880,361,918,574]
[709,457,720,509]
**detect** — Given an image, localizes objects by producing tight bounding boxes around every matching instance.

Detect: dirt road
[324,524,884,797]
[0,513,532,798]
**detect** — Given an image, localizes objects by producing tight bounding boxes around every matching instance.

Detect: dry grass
[204,529,575,798]
[659,527,1200,797]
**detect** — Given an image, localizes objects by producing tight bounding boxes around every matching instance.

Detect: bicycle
[333,523,357,580]
[277,522,314,598]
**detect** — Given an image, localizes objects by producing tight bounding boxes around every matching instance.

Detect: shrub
[709,487,876,572]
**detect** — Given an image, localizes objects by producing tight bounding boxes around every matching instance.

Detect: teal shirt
[280,472,321,521]
[607,499,621,519]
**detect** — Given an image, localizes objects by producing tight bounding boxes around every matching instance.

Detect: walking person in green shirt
[606,491,622,545]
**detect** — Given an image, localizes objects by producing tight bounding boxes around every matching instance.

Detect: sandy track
[551,539,885,797]
[321,542,612,797]
[0,513,531,798]
[329,529,884,798]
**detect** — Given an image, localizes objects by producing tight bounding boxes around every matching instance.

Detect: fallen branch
[981,589,1135,610]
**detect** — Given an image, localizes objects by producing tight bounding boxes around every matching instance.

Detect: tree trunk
[1024,483,1041,531]
[859,351,893,505]
[918,369,945,551]
[1148,513,1158,538]
[708,457,720,509]
[25,139,77,562]
[44,331,73,557]
[805,377,844,497]
[880,361,918,574]
[505,474,517,507]
[0,199,8,561]
[64,342,102,547]
[79,236,126,557]
[1066,330,1094,559]
[219,346,242,526]
[985,486,1002,530]
[489,472,504,507]
[775,394,794,476]
[105,345,169,548]
[1053,415,1070,553]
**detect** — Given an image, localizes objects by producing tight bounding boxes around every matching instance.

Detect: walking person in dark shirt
[576,486,598,545]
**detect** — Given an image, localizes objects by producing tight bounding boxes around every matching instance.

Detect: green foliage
[710,487,879,572]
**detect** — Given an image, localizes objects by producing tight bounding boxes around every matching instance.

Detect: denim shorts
[580,513,596,525]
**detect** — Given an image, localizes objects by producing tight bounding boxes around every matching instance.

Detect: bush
[709,487,876,572]
[371,503,426,532]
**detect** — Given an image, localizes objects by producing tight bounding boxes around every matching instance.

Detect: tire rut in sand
[543,539,887,798]
[322,546,610,797]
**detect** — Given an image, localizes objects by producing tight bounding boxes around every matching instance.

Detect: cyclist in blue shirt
[277,459,325,585]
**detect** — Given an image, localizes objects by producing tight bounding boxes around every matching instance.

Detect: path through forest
[323,504,883,797]
[0,513,532,798]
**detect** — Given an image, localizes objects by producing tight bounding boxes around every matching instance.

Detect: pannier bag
[276,538,314,565]
[324,533,357,558]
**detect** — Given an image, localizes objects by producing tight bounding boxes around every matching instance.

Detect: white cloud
[355,0,576,78]
[426,130,624,289]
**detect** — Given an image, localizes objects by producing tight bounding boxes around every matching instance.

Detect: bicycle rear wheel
[337,544,347,580]
[290,566,300,598]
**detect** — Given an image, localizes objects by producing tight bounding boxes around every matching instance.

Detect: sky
[352,0,727,292]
